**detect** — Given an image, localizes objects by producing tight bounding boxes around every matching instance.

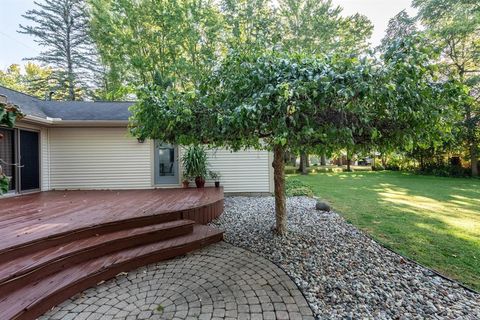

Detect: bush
[286,179,314,197]
[417,164,470,178]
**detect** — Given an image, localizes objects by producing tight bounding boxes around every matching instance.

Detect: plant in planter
[209,171,221,187]
[181,173,191,188]
[181,145,208,188]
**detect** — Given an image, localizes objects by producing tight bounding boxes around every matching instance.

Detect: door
[154,141,178,185]
[19,130,40,191]
[0,128,16,191]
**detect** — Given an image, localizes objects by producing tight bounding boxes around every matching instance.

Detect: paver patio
[40,242,314,320]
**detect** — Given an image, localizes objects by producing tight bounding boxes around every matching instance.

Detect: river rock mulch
[211,196,480,320]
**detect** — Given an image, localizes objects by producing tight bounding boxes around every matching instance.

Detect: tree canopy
[414,0,480,176]
[131,36,462,233]
[89,0,224,97]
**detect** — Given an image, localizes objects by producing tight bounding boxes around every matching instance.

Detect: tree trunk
[305,153,310,167]
[471,143,478,177]
[320,153,326,166]
[273,144,287,235]
[466,105,478,177]
[65,26,75,101]
[284,151,296,167]
[346,148,351,172]
[299,152,308,175]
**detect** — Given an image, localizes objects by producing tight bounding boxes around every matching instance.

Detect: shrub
[417,164,470,178]
[286,179,314,197]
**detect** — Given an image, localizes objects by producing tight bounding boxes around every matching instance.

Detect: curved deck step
[0,220,195,296]
[0,225,224,320]
[0,211,182,263]
[0,189,224,262]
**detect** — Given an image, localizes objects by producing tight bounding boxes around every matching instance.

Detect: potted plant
[181,173,191,188]
[209,171,221,188]
[181,145,208,188]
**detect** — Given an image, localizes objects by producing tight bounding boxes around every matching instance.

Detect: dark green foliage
[285,179,313,197]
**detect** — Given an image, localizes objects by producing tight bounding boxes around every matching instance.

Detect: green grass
[288,171,480,291]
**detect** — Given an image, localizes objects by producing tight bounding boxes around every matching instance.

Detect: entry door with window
[154,142,178,185]
[19,130,40,191]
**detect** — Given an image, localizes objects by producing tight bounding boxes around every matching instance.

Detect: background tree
[414,0,480,176]
[221,0,280,52]
[277,0,373,173]
[19,0,101,100]
[380,10,417,51]
[89,0,224,97]
[0,63,63,99]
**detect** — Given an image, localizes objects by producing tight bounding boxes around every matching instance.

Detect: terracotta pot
[195,177,205,188]
[214,181,220,188]
[182,180,189,188]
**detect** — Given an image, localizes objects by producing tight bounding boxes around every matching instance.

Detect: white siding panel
[41,128,50,191]
[205,149,271,193]
[49,128,151,190]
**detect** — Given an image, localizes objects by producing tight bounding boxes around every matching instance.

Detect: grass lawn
[288,171,480,291]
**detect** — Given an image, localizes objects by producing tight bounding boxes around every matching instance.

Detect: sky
[0,0,417,69]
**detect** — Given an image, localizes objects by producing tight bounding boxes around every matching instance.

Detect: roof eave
[20,116,129,127]
[51,120,129,127]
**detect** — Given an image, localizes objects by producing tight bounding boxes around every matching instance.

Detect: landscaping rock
[315,200,331,211]
[212,196,480,320]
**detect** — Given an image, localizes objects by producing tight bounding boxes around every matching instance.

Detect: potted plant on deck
[181,173,191,188]
[182,145,208,188]
[209,171,221,188]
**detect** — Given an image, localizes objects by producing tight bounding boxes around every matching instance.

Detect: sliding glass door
[0,128,40,193]
[0,128,16,191]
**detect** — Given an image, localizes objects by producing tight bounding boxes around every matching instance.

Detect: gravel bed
[211,196,480,319]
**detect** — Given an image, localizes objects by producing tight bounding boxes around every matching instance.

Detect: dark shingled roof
[0,86,134,121]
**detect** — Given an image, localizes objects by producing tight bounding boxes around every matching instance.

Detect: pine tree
[380,10,417,51]
[18,0,99,101]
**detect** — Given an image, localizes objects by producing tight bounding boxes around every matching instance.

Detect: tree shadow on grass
[297,171,480,291]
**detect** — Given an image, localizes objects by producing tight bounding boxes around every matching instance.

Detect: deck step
[0,225,223,320]
[0,220,195,296]
[0,211,182,263]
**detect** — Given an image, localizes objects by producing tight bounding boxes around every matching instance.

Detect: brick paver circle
[41,242,314,320]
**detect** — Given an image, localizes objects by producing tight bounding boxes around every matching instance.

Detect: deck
[0,188,224,320]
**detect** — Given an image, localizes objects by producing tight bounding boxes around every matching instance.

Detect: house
[0,85,273,319]
[0,86,273,195]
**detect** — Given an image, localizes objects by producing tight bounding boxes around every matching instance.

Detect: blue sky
[0,0,416,69]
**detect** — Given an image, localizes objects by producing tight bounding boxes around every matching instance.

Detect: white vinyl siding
[205,149,271,193]
[45,127,272,193]
[40,128,50,191]
[48,128,152,190]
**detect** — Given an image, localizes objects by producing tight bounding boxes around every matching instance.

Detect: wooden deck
[0,188,224,320]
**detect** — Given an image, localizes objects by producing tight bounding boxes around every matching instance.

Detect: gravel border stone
[212,196,480,319]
